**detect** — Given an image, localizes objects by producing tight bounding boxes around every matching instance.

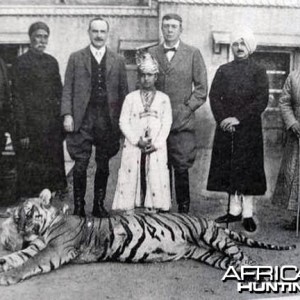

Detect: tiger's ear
[39,189,52,205]
[3,207,15,217]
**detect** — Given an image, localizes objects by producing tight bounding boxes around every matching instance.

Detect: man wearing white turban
[112,53,172,212]
[231,27,257,56]
[207,27,269,232]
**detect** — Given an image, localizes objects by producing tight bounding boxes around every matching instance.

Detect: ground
[0,146,299,300]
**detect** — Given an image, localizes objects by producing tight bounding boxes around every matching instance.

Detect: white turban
[136,52,159,74]
[231,27,257,55]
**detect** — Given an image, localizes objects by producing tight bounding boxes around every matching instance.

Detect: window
[252,49,291,109]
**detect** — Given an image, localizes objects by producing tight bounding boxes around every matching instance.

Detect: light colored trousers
[229,193,254,218]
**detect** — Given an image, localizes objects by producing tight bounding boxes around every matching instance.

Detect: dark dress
[12,49,66,197]
[207,58,269,195]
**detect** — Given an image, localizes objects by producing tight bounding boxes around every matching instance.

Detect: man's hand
[220,117,240,132]
[137,137,150,150]
[63,115,74,132]
[144,144,156,154]
[20,137,29,149]
[291,122,300,138]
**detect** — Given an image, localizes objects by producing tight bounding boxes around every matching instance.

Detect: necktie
[164,47,176,53]
[95,51,102,63]
[143,91,152,111]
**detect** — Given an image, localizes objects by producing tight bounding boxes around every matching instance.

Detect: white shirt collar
[90,44,106,63]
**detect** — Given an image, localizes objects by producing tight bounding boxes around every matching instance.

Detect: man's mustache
[94,38,104,41]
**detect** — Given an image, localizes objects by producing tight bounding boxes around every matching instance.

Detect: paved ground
[0,145,299,300]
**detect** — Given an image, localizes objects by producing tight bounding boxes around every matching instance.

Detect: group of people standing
[0,13,298,234]
[61,14,207,218]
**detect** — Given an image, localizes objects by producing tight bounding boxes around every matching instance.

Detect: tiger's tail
[224,228,296,250]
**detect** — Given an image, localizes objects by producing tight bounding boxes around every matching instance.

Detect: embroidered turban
[136,52,159,74]
[231,27,257,55]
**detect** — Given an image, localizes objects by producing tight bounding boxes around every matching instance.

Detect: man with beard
[207,27,269,232]
[61,17,128,217]
[12,22,67,200]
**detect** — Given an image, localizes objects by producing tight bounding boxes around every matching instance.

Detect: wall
[158,1,300,148]
[0,3,159,83]
[1,1,300,150]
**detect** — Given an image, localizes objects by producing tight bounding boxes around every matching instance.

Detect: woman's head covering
[28,22,50,37]
[231,26,257,55]
[136,51,159,74]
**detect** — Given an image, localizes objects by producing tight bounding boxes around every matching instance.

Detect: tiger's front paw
[0,258,13,273]
[0,271,22,285]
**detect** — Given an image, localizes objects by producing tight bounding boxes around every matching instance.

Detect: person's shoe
[242,217,257,232]
[178,204,189,214]
[158,209,169,213]
[215,213,242,224]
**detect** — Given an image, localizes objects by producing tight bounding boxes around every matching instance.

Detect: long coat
[272,70,300,211]
[112,90,172,211]
[0,57,10,152]
[149,42,207,170]
[61,46,128,139]
[207,58,269,195]
[12,49,66,196]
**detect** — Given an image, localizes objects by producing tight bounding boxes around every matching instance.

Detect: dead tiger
[0,189,295,285]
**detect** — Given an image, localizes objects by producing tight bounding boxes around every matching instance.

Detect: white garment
[229,193,242,216]
[90,44,106,64]
[242,195,254,218]
[229,193,254,218]
[112,90,172,211]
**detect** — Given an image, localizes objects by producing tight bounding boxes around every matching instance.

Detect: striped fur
[0,195,295,285]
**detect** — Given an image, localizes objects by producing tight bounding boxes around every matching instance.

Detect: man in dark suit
[149,14,207,213]
[61,17,128,217]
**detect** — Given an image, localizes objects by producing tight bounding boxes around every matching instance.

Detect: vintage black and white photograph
[0,0,299,299]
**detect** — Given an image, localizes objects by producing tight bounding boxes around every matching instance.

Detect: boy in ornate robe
[112,53,172,212]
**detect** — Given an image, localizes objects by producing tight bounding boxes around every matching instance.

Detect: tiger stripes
[0,194,295,285]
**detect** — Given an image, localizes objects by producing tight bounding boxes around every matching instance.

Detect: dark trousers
[174,169,190,208]
[66,103,119,203]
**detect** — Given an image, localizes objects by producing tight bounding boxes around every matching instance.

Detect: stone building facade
[0,0,299,148]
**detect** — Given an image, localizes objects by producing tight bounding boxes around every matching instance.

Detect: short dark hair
[162,13,182,24]
[88,17,110,32]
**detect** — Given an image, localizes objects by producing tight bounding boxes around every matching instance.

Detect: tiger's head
[1,189,69,252]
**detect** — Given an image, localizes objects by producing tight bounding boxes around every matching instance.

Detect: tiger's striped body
[0,193,295,285]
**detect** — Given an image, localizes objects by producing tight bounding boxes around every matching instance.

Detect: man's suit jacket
[61,46,128,135]
[149,41,207,170]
